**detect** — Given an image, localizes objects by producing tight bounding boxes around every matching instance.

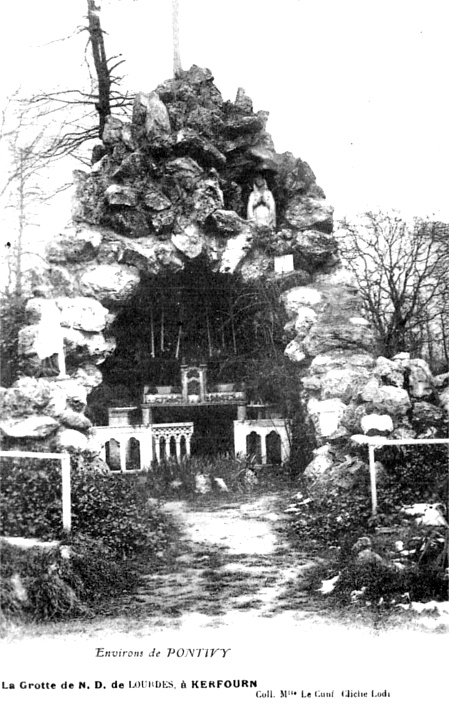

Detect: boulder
[46,227,102,264]
[219,228,253,273]
[175,128,226,168]
[340,403,370,434]
[224,112,265,137]
[300,376,321,392]
[309,350,375,375]
[361,414,394,435]
[59,410,92,432]
[119,238,184,274]
[284,339,306,363]
[234,87,253,112]
[171,221,204,259]
[434,372,449,389]
[165,156,203,191]
[0,415,59,439]
[0,378,67,420]
[320,368,371,404]
[208,209,247,235]
[111,151,148,181]
[80,264,141,305]
[360,382,411,417]
[284,196,334,233]
[133,91,171,138]
[54,427,89,453]
[62,328,116,366]
[308,398,347,438]
[56,380,88,412]
[72,365,103,392]
[144,187,172,211]
[105,185,138,207]
[391,426,417,440]
[374,356,405,388]
[57,297,110,333]
[0,378,52,416]
[281,287,323,315]
[405,358,434,399]
[292,230,339,270]
[286,307,317,338]
[102,116,124,145]
[438,387,449,415]
[302,321,376,357]
[192,175,224,223]
[302,446,334,480]
[195,473,212,495]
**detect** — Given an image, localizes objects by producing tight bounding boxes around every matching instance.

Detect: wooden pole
[175,324,182,359]
[61,454,71,532]
[160,306,165,353]
[206,311,212,357]
[368,444,377,517]
[172,0,182,76]
[150,307,155,358]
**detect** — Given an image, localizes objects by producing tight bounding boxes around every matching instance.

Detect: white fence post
[61,454,71,532]
[368,444,377,517]
[352,435,449,521]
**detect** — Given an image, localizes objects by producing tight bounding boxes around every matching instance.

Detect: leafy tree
[338,211,449,364]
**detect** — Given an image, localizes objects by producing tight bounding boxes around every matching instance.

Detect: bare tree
[338,211,449,363]
[0,108,57,385]
[24,0,132,164]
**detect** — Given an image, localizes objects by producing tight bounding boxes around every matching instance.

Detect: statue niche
[247,175,276,229]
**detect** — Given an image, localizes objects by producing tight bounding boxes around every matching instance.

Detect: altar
[91,365,290,471]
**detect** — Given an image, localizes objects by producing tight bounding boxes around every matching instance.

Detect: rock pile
[1,66,447,462]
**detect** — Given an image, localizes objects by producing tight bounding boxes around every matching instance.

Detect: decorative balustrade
[204,390,246,404]
[91,422,194,471]
[141,390,246,406]
[142,393,184,405]
[152,422,194,462]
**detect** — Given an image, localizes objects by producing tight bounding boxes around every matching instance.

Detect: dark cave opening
[86,258,301,459]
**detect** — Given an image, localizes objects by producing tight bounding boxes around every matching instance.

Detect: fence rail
[352,436,449,517]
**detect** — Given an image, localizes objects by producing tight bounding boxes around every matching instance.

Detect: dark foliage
[0,453,170,560]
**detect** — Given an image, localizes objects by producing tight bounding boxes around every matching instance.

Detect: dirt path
[4,488,448,640]
[130,490,323,620]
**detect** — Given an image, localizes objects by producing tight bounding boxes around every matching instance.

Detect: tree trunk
[87,0,111,138]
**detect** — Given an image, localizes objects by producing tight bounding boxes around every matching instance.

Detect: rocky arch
[4,66,442,478]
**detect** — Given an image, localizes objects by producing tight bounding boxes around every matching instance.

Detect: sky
[1,0,449,246]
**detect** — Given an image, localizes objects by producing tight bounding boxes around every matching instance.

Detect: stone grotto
[1,65,448,484]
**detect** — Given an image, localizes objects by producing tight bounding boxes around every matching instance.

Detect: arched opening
[180,435,187,459]
[169,435,177,459]
[246,431,262,464]
[87,262,287,428]
[126,437,141,470]
[105,438,121,470]
[86,258,312,468]
[266,430,282,465]
[160,437,167,461]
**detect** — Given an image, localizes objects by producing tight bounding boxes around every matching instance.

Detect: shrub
[0,453,170,560]
[0,536,138,622]
[0,458,62,538]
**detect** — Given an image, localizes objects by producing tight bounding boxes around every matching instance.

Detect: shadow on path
[129,490,324,620]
